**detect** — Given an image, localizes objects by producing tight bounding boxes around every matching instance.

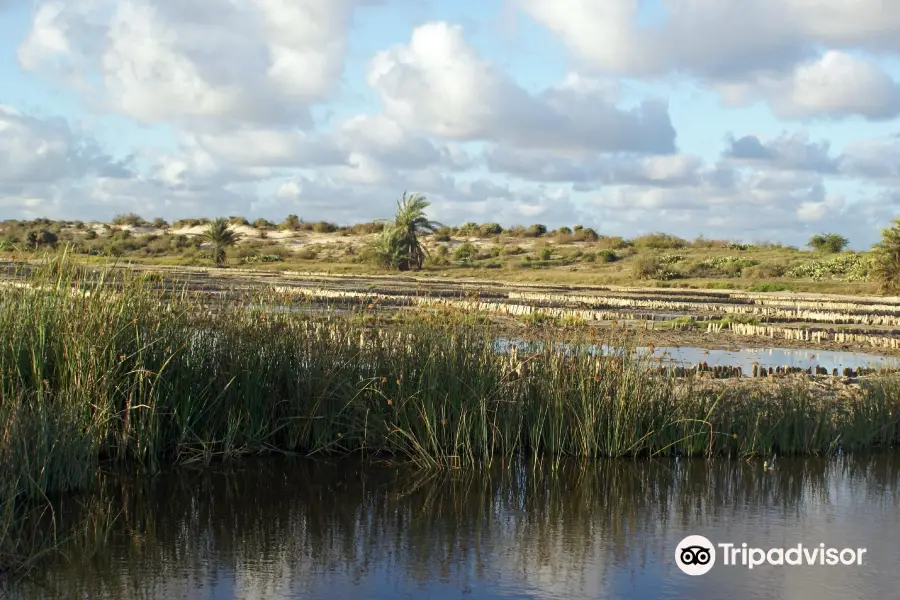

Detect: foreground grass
[2,257,900,572]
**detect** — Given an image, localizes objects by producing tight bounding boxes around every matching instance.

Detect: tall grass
[3,257,900,569]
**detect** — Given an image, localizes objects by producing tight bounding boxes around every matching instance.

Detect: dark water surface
[8,457,900,600]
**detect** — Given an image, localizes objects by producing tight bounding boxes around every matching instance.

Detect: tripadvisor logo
[675,535,867,575]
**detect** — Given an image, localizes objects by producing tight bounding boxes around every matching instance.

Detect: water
[640,346,900,373]
[7,457,900,600]
[494,339,900,374]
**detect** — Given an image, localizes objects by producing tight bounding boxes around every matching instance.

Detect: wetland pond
[494,339,900,374]
[7,456,900,600]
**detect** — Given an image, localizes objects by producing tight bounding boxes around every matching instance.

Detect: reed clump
[3,258,900,569]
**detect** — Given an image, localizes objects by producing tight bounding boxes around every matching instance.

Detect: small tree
[808,233,849,253]
[112,213,145,226]
[26,229,58,249]
[281,214,302,230]
[525,224,547,238]
[873,218,900,294]
[200,217,242,267]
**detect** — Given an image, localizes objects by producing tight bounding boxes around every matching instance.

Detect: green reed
[2,257,900,570]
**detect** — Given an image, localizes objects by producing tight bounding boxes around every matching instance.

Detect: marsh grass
[3,257,900,570]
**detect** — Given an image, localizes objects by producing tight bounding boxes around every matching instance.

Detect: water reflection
[494,338,900,373]
[8,457,900,600]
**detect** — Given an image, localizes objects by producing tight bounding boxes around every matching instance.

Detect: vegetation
[199,217,242,267]
[808,233,850,254]
[368,192,441,271]
[2,207,899,295]
[3,258,900,571]
[874,217,900,294]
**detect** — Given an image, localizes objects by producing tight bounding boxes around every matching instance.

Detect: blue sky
[3,0,900,247]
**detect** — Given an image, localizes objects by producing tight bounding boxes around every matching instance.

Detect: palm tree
[874,217,900,294]
[200,217,242,267]
[391,192,441,271]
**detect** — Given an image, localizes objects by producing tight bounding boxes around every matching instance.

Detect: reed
[3,257,900,569]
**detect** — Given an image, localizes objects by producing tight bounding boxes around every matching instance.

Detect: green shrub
[524,224,547,238]
[750,283,790,292]
[112,213,145,226]
[632,233,687,250]
[786,253,873,281]
[454,242,477,265]
[633,256,679,280]
[808,233,849,254]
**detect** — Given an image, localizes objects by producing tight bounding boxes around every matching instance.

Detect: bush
[595,236,629,250]
[750,283,790,292]
[112,213,145,226]
[455,222,480,237]
[743,263,787,279]
[427,244,450,266]
[312,221,337,234]
[479,223,503,236]
[633,256,679,280]
[808,233,849,254]
[524,224,547,238]
[874,218,900,293]
[727,242,751,251]
[152,218,169,229]
[295,248,318,260]
[454,242,477,265]
[787,253,873,282]
[26,229,58,249]
[173,218,209,229]
[572,227,599,242]
[632,233,687,250]
[281,215,302,231]
[538,247,552,261]
[253,218,276,230]
[243,254,285,264]
[229,216,249,226]
[682,256,759,278]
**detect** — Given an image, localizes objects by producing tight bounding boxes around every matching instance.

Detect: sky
[3,0,900,248]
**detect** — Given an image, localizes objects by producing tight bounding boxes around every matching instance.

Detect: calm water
[7,457,900,600]
[494,338,900,373]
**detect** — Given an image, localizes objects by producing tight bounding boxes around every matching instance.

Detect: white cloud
[484,146,703,188]
[518,0,900,120]
[0,105,129,184]
[719,52,900,120]
[367,22,676,153]
[18,0,365,128]
[723,132,840,173]
[839,135,900,180]
[7,2,900,249]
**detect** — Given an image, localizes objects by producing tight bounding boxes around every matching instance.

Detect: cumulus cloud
[7,1,900,248]
[587,172,883,246]
[484,146,703,188]
[717,52,900,121]
[839,135,900,180]
[0,106,131,185]
[723,132,840,173]
[518,0,900,120]
[18,0,366,128]
[367,22,676,153]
